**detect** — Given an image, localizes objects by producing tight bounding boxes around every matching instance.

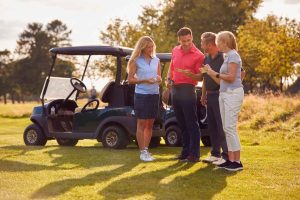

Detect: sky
[1,0,300,90]
[1,0,300,53]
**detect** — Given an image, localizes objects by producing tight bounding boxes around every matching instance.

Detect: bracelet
[216,73,220,79]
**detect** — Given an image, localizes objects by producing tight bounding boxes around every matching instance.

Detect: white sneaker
[147,151,155,160]
[212,158,226,165]
[140,151,154,162]
[202,156,220,163]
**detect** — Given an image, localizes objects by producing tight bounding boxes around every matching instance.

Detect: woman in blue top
[204,31,244,171]
[127,36,161,162]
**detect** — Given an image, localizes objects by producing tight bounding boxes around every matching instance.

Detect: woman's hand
[144,76,161,84]
[203,64,215,76]
[156,75,162,84]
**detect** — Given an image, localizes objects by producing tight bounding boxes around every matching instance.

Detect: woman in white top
[203,31,244,171]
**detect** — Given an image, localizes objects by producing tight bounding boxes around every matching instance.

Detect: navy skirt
[134,93,159,119]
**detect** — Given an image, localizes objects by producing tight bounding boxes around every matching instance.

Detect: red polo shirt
[170,44,204,86]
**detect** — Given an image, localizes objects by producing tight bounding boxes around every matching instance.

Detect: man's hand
[165,78,172,88]
[176,68,194,77]
[201,67,208,74]
[200,95,207,106]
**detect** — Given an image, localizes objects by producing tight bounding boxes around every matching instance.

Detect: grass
[0,95,299,200]
[0,102,36,118]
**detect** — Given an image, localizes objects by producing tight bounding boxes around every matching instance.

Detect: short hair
[177,27,192,37]
[201,32,216,45]
[216,31,238,50]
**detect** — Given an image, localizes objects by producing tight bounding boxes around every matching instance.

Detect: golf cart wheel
[23,124,47,146]
[56,138,78,146]
[102,126,130,149]
[165,125,182,147]
[201,136,211,147]
[149,137,161,148]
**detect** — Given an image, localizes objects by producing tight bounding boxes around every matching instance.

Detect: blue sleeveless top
[135,55,160,94]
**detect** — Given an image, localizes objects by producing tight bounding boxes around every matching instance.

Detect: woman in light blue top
[127,36,161,162]
[203,31,244,171]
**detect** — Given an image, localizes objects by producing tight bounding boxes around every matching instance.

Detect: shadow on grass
[0,145,236,199]
[98,161,236,200]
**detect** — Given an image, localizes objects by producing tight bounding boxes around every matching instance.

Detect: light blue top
[135,55,160,94]
[219,49,243,92]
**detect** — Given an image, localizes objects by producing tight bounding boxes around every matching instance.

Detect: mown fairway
[0,95,299,200]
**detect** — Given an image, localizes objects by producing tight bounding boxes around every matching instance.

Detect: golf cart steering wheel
[81,99,100,112]
[70,78,87,93]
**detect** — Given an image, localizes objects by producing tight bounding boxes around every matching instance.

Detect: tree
[238,15,300,92]
[99,3,175,79]
[46,19,72,47]
[0,50,11,103]
[13,20,74,98]
[16,23,50,57]
[164,0,262,45]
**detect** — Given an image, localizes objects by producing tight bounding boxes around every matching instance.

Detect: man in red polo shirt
[167,27,205,162]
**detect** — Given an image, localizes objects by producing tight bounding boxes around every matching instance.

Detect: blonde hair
[128,36,156,65]
[216,31,238,50]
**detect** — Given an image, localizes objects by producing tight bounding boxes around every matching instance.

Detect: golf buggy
[23,45,153,148]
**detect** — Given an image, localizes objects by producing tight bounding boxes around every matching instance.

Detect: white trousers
[219,87,244,151]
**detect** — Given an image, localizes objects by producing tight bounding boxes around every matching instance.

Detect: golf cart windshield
[40,76,76,101]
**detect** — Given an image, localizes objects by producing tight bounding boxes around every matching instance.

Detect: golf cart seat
[99,81,135,107]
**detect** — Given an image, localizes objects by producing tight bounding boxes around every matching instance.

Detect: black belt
[173,84,195,89]
[206,90,219,94]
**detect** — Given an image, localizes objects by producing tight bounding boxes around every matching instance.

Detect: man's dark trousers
[207,92,228,160]
[172,84,201,159]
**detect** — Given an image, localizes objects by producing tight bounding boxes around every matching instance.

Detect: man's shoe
[224,162,243,171]
[181,155,200,162]
[212,158,226,165]
[174,154,187,160]
[216,160,232,168]
[203,156,220,163]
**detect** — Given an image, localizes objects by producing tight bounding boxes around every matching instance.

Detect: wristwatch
[216,73,220,79]
[167,78,174,85]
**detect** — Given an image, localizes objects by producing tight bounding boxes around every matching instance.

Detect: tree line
[0,20,75,103]
[100,0,300,93]
[0,0,299,104]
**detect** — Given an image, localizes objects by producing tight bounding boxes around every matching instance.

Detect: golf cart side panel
[72,110,103,133]
[95,115,137,138]
[72,107,136,136]
[151,128,164,137]
[51,131,95,139]
[163,115,178,132]
[30,106,50,137]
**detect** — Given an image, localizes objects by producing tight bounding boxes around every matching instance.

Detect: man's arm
[166,60,174,88]
[201,78,207,106]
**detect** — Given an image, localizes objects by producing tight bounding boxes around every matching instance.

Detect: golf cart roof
[125,53,171,62]
[50,45,133,56]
